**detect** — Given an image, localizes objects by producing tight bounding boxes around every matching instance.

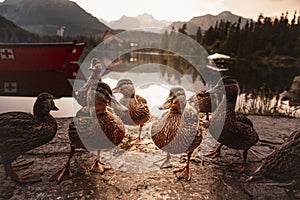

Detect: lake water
[0,60,299,118]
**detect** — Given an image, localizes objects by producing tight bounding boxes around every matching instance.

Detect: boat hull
[0,42,86,97]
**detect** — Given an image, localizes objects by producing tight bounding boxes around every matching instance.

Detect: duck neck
[130,93,136,99]
[33,105,52,122]
[89,71,102,82]
[170,102,186,114]
[225,99,237,123]
[33,111,52,122]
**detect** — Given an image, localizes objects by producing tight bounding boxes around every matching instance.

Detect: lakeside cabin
[206,53,230,71]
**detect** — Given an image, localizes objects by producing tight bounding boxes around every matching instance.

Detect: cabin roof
[207,53,230,60]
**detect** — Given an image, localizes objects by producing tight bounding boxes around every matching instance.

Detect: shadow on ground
[0,115,299,199]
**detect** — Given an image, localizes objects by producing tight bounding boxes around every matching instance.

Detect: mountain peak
[109,13,171,30]
[137,13,155,20]
[218,11,233,15]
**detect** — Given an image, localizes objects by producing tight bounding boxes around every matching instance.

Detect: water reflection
[226,59,300,95]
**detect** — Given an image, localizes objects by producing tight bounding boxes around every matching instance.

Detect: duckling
[203,76,259,168]
[50,82,126,184]
[246,128,300,198]
[112,79,151,142]
[0,92,58,183]
[151,87,204,180]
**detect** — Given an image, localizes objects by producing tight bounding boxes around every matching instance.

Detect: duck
[189,89,253,125]
[246,128,300,198]
[201,76,259,168]
[188,90,212,120]
[0,92,58,183]
[75,58,103,107]
[50,82,126,184]
[151,87,204,180]
[112,79,151,142]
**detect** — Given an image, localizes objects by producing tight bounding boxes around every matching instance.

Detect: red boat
[0,41,86,97]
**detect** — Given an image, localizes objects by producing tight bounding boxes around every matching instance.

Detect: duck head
[159,87,186,113]
[112,79,135,98]
[33,92,59,117]
[188,90,211,112]
[88,58,103,81]
[206,76,239,101]
[95,82,127,114]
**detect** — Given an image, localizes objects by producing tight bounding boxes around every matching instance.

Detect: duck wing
[236,114,253,127]
[248,129,300,189]
[235,121,259,149]
[0,112,40,162]
[0,112,35,137]
[129,95,150,125]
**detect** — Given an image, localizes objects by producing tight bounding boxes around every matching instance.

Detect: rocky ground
[0,115,299,200]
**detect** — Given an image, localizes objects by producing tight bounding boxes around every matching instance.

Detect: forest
[199,12,300,59]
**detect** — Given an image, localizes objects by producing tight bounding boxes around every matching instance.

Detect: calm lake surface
[0,58,299,117]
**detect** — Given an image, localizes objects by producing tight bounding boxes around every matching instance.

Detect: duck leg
[154,153,172,169]
[49,147,75,184]
[174,152,192,181]
[205,144,222,158]
[229,150,248,172]
[137,125,143,141]
[12,160,34,171]
[89,150,111,173]
[4,163,42,183]
[130,125,143,144]
[205,112,209,121]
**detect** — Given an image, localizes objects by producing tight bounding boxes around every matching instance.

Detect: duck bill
[88,65,96,71]
[159,99,172,110]
[112,87,121,93]
[52,105,59,111]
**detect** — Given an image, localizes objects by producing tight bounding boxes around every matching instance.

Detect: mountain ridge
[109,13,172,30]
[0,0,111,36]
[169,11,252,34]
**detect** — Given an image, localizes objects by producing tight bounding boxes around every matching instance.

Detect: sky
[70,0,300,22]
[0,0,298,21]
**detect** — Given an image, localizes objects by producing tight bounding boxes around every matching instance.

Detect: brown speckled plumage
[151,87,204,180]
[188,90,211,120]
[0,92,58,183]
[50,82,125,184]
[113,79,150,140]
[248,129,300,190]
[151,108,202,155]
[206,76,259,164]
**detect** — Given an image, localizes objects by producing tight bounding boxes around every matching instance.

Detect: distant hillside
[109,15,141,30]
[169,11,252,35]
[109,13,171,30]
[0,14,39,42]
[0,0,111,36]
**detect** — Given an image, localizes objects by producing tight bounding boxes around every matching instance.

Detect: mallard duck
[112,79,151,142]
[189,89,253,125]
[188,90,211,120]
[246,128,300,198]
[151,87,204,180]
[201,76,259,167]
[50,82,126,184]
[75,58,103,107]
[0,92,58,183]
